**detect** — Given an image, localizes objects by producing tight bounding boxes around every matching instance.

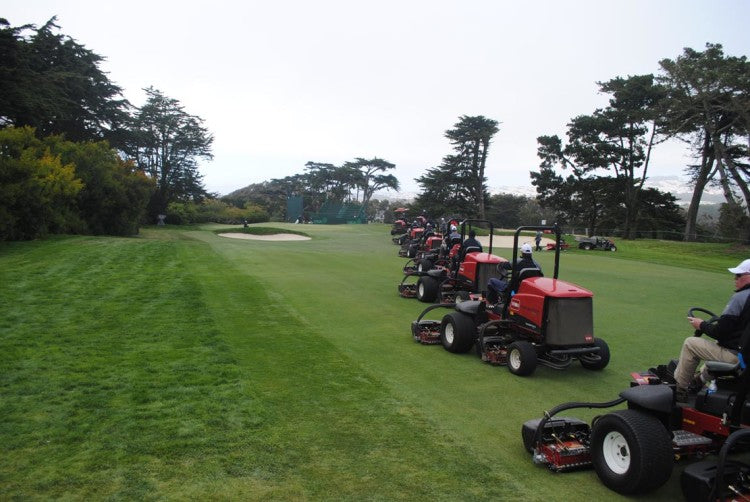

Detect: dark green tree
[0,17,130,147]
[343,157,399,213]
[444,115,500,219]
[658,43,750,241]
[125,87,213,220]
[413,154,475,219]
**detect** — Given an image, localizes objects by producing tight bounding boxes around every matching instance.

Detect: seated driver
[673,259,750,402]
[487,243,542,304]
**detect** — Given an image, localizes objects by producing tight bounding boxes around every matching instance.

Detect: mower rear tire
[580,338,611,370]
[590,409,673,495]
[440,312,475,353]
[507,341,537,376]
[416,276,439,303]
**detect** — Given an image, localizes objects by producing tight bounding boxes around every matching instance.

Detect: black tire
[440,312,476,353]
[580,338,610,370]
[418,259,433,273]
[455,290,470,303]
[507,341,537,376]
[590,409,673,495]
[416,276,439,303]
[582,243,592,250]
[609,246,617,252]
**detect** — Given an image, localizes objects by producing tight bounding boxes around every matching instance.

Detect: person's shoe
[688,375,705,394]
[649,364,676,384]
[675,387,689,403]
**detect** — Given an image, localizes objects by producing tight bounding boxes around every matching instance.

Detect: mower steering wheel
[688,307,719,337]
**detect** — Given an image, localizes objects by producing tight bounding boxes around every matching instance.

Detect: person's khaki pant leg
[673,337,738,389]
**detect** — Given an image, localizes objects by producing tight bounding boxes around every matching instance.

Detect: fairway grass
[1,225,747,500]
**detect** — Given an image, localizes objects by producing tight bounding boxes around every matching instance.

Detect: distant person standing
[535,230,543,251]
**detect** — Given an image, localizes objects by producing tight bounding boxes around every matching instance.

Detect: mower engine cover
[509,278,594,346]
[457,253,505,285]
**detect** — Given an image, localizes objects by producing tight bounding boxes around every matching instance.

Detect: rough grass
[1,224,747,500]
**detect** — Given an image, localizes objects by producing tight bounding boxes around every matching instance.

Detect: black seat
[460,245,482,261]
[508,267,543,295]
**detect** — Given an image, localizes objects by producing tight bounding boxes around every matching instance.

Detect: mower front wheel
[507,341,537,376]
[440,312,476,353]
[580,338,611,370]
[417,259,433,273]
[416,276,439,303]
[590,409,673,495]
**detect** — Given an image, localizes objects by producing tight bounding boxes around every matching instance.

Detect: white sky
[4,1,750,196]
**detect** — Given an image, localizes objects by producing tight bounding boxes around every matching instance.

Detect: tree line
[223,158,399,221]
[411,44,749,242]
[2,17,747,242]
[533,44,749,241]
[0,17,249,241]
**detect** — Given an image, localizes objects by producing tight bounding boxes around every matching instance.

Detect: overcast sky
[4,1,749,196]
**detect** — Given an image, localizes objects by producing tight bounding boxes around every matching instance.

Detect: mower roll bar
[458,219,494,255]
[510,224,562,282]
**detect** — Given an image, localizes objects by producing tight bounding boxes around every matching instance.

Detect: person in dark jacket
[487,243,542,304]
[674,259,750,402]
[461,229,482,253]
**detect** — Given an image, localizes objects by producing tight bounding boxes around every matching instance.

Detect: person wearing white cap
[487,243,542,305]
[673,259,750,402]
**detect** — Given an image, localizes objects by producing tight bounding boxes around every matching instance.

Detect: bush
[165,199,269,225]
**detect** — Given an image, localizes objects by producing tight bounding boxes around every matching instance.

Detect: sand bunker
[218,233,311,241]
[477,235,554,248]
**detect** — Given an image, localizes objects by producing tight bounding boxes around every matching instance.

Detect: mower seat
[460,246,482,261]
[508,267,543,295]
[517,267,543,281]
[705,360,742,378]
[456,300,483,316]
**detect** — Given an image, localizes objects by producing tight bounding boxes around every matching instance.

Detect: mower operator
[487,243,541,304]
[674,259,750,402]
[462,229,482,253]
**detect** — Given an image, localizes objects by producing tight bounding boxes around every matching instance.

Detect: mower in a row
[411,224,610,377]
[399,219,506,303]
[522,310,750,499]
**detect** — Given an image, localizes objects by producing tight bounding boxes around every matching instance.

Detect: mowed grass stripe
[192,222,734,501]
[1,231,516,500]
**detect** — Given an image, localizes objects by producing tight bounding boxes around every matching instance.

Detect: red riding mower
[394,225,424,249]
[401,227,443,261]
[399,219,505,303]
[410,224,610,377]
[522,307,750,499]
[391,208,409,235]
[391,218,408,235]
[402,232,453,275]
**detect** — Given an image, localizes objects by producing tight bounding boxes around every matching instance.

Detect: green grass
[1,224,748,500]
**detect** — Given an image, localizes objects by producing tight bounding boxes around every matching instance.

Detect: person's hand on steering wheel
[687,307,719,337]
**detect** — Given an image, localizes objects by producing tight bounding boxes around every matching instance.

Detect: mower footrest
[672,429,714,456]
